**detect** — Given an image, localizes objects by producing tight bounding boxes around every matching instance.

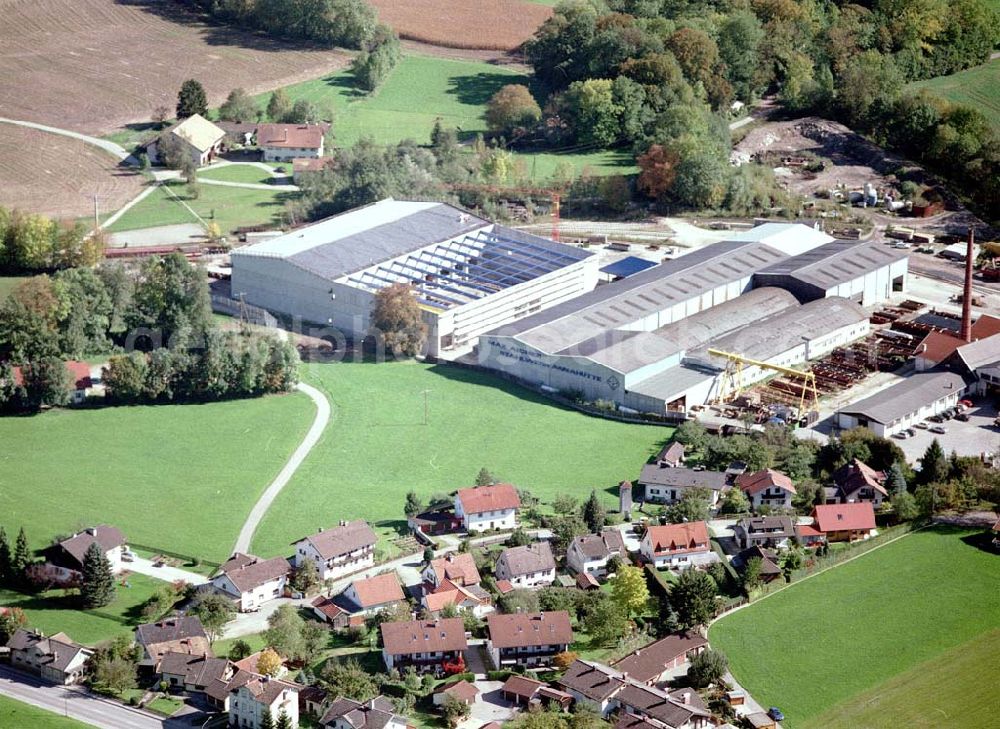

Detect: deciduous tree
[267,89,292,123]
[610,565,649,617]
[670,568,717,629]
[219,88,259,123]
[190,591,236,641]
[485,85,542,135]
[371,283,427,358]
[687,648,728,688]
[256,648,283,678]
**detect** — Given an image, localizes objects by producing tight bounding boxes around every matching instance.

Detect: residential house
[228,671,300,728]
[731,546,782,583]
[12,360,97,406]
[135,616,211,669]
[732,516,796,550]
[656,442,686,467]
[736,469,796,511]
[638,467,728,508]
[422,579,491,618]
[494,542,556,589]
[41,525,126,584]
[311,595,364,632]
[153,114,226,167]
[291,520,378,582]
[8,628,92,685]
[160,652,232,694]
[794,522,826,547]
[810,502,876,542]
[432,680,479,707]
[640,522,713,570]
[380,618,467,673]
[557,660,627,715]
[454,483,521,532]
[212,552,290,612]
[298,686,329,719]
[829,459,888,506]
[409,501,462,536]
[291,157,332,183]
[566,529,627,577]
[501,675,573,709]
[422,552,481,590]
[485,611,573,669]
[310,572,405,628]
[610,632,708,686]
[256,123,327,162]
[320,695,408,729]
[420,552,491,616]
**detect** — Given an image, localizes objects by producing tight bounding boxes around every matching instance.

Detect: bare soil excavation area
[0,0,350,135]
[0,126,145,218]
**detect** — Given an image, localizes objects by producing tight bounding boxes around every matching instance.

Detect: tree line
[0,206,104,274]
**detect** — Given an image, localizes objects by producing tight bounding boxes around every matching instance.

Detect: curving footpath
[231,382,331,555]
[0,117,130,161]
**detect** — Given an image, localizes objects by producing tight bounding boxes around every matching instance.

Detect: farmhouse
[736,469,796,511]
[230,199,597,356]
[638,466,728,507]
[380,618,468,673]
[41,525,126,583]
[640,522,713,569]
[566,529,627,577]
[227,670,300,729]
[486,610,573,669]
[835,370,968,437]
[321,695,409,729]
[151,114,226,167]
[810,502,876,542]
[479,224,899,415]
[495,542,556,589]
[454,482,521,532]
[212,552,290,612]
[291,520,377,582]
[135,616,211,669]
[256,123,326,162]
[8,628,92,685]
[732,516,797,550]
[829,458,888,505]
[610,631,708,685]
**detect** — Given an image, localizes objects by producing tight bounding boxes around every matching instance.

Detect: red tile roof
[833,459,887,498]
[456,483,521,514]
[811,502,876,533]
[795,523,824,538]
[12,360,92,390]
[502,674,545,700]
[645,522,710,556]
[311,595,346,621]
[428,553,481,586]
[435,679,479,702]
[495,579,514,594]
[351,573,404,608]
[256,124,325,150]
[917,331,964,365]
[736,469,796,496]
[487,611,573,649]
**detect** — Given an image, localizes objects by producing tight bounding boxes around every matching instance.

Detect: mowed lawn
[197,164,279,186]
[0,695,92,728]
[908,58,1000,133]
[106,181,293,234]
[250,361,668,556]
[0,392,312,563]
[0,572,163,646]
[710,528,1000,727]
[806,629,1000,729]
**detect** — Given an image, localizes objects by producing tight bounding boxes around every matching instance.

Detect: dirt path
[231,382,330,555]
[0,117,129,160]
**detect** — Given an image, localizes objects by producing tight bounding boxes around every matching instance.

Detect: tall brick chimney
[961,228,974,342]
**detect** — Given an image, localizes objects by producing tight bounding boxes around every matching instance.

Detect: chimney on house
[680,691,691,705]
[85,527,97,536]
[961,228,975,342]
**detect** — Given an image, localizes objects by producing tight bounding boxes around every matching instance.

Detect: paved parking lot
[894,401,1000,461]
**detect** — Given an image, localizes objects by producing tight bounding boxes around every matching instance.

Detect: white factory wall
[618,277,753,332]
[822,259,908,306]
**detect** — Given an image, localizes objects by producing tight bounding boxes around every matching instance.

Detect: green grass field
[0,695,92,728]
[710,527,1000,727]
[106,181,292,234]
[0,392,312,563]
[250,360,668,556]
[806,629,1000,729]
[0,572,163,646]
[197,164,279,186]
[908,58,1000,133]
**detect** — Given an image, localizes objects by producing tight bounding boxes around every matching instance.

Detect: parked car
[955,412,970,422]
[930,424,948,434]
[959,399,974,408]
[914,421,929,429]
[905,427,917,437]
[768,708,786,722]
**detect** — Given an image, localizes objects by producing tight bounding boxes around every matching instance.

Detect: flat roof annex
[837,370,968,424]
[755,239,908,290]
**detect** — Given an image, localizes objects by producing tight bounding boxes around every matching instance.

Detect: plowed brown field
[0,0,349,134]
[0,125,146,219]
[369,0,551,50]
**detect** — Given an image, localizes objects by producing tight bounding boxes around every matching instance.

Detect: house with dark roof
[486,611,573,669]
[610,632,708,686]
[558,660,627,715]
[454,483,521,532]
[494,542,556,589]
[567,529,627,577]
[321,694,409,729]
[136,616,211,669]
[835,370,968,437]
[160,652,233,694]
[292,520,378,583]
[810,502,876,542]
[637,466,729,507]
[830,459,888,506]
[732,516,796,550]
[657,442,686,467]
[736,469,796,510]
[212,552,290,612]
[408,501,463,536]
[41,525,126,584]
[639,522,714,570]
[380,618,468,673]
[8,628,93,685]
[500,674,573,709]
[731,546,782,583]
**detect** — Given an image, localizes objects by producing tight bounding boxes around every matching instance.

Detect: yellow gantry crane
[707,348,819,415]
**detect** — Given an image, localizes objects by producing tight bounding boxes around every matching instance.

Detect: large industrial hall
[478,223,909,416]
[230,199,598,354]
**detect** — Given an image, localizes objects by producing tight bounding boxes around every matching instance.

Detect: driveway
[458,682,516,729]
[126,556,207,586]
[0,665,168,728]
[0,118,130,161]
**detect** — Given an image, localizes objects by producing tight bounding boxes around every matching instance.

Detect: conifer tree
[582,490,606,533]
[81,542,116,608]
[0,527,11,585]
[12,527,31,583]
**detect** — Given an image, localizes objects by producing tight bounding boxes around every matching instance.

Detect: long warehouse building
[478,224,907,415]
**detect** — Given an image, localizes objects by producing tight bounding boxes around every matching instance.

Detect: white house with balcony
[291,520,378,582]
[454,483,520,532]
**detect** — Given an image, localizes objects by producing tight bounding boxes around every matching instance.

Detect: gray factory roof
[691,296,867,364]
[953,334,1000,373]
[755,239,908,290]
[493,240,788,352]
[629,363,718,402]
[837,370,968,425]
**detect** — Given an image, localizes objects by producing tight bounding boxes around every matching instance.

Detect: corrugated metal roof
[600,256,658,278]
[836,370,968,424]
[755,239,908,290]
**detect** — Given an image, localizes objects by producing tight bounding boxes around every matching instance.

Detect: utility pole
[93,194,99,229]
